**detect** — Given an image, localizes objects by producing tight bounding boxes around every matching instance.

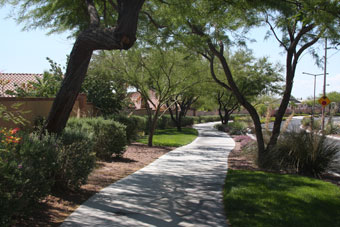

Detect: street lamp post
[302,72,323,130]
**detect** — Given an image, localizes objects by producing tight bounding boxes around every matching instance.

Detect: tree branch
[201,54,231,91]
[142,11,167,29]
[107,0,119,11]
[293,35,320,72]
[86,0,100,27]
[265,14,288,51]
[290,23,315,51]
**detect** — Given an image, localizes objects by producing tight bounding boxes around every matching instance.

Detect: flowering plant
[0,127,21,147]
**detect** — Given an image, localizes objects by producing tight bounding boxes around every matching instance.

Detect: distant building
[127,90,167,111]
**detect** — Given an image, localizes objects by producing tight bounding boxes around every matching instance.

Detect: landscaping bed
[225,138,340,227]
[13,143,173,226]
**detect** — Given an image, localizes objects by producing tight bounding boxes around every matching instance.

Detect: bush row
[1,114,221,225]
[1,117,129,225]
[109,114,221,136]
[0,128,95,225]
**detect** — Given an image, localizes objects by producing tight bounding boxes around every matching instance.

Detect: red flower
[11,128,20,135]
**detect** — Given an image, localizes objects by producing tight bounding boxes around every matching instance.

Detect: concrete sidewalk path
[61,122,235,227]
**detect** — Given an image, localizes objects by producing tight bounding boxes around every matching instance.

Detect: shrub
[109,114,147,143]
[215,122,248,135]
[0,126,98,225]
[0,130,58,225]
[156,115,195,129]
[198,115,220,123]
[180,116,195,127]
[156,115,171,129]
[66,117,127,160]
[301,116,321,130]
[227,121,248,135]
[264,131,338,177]
[54,128,96,191]
[325,118,340,135]
[233,115,253,123]
[215,123,228,132]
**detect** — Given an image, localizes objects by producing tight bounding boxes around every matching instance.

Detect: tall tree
[210,49,283,126]
[1,0,146,133]
[145,0,340,165]
[254,0,340,151]
[119,48,200,146]
[166,54,208,131]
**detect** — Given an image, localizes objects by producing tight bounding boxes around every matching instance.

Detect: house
[128,90,167,111]
[0,73,43,97]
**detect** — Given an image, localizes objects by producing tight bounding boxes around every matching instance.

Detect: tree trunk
[209,44,266,164]
[148,108,160,147]
[218,106,225,124]
[266,51,295,152]
[45,0,145,134]
[148,124,155,147]
[168,102,180,131]
[223,111,230,126]
[177,113,182,131]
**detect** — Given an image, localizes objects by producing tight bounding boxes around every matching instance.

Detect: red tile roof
[0,73,43,97]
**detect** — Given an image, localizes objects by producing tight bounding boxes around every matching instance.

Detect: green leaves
[0,103,30,126]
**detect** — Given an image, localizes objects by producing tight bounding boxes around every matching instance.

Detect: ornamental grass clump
[227,121,248,135]
[263,130,338,177]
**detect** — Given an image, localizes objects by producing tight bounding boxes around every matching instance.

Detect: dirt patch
[13,143,173,226]
[227,140,258,171]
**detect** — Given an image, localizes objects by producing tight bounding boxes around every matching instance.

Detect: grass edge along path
[224,169,340,227]
[137,127,198,147]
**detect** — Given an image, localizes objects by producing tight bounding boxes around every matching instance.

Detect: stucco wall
[0,94,95,129]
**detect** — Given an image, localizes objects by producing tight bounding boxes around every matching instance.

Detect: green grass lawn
[137,127,198,147]
[224,169,340,227]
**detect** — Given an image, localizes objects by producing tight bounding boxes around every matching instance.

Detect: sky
[0,5,339,100]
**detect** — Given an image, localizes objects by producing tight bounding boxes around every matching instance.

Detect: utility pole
[303,72,323,130]
[321,38,328,131]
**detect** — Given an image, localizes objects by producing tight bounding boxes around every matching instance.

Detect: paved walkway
[61,122,235,227]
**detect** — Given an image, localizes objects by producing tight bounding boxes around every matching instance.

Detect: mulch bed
[228,138,340,188]
[13,143,173,226]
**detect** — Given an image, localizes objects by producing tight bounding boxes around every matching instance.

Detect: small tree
[120,48,199,146]
[82,52,129,115]
[166,55,207,131]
